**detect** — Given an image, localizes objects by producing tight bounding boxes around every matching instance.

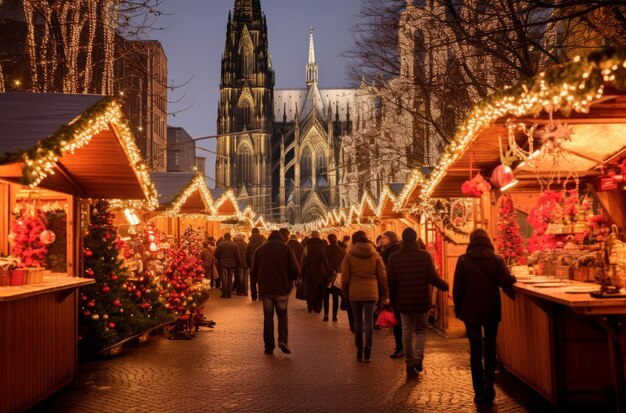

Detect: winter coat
[234,239,249,268]
[287,239,304,263]
[200,247,218,279]
[246,233,266,268]
[322,243,346,280]
[252,232,301,296]
[388,241,449,314]
[381,242,401,267]
[453,237,517,324]
[341,242,389,302]
[214,239,241,269]
[301,237,328,283]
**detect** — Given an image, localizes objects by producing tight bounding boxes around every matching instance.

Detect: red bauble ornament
[113,299,122,307]
[110,275,118,281]
[101,285,111,294]
[40,230,56,245]
[108,322,116,329]
[84,310,91,316]
[86,269,94,277]
[141,302,150,309]
[490,165,515,188]
[83,248,93,257]
[80,294,88,301]
[87,301,95,308]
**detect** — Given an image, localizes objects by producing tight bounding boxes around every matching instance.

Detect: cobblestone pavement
[35,290,557,413]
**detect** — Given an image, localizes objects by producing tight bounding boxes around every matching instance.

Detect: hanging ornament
[490,164,516,189]
[91,314,100,321]
[7,233,15,244]
[83,248,93,257]
[39,229,56,245]
[537,119,573,154]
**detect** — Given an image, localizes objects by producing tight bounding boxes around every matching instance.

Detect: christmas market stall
[424,47,626,408]
[0,93,158,413]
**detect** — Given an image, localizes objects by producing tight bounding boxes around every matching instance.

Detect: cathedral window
[241,49,253,78]
[240,102,252,129]
[316,149,326,178]
[300,148,312,184]
[238,146,253,187]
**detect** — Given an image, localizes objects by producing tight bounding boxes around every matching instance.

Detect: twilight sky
[151,0,362,186]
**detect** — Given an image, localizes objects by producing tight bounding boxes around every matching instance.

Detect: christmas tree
[79,200,151,355]
[496,194,527,266]
[10,207,48,268]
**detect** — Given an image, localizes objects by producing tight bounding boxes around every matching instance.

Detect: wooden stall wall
[0,290,79,413]
[0,182,8,255]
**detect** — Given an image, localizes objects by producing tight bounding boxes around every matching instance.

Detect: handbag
[295,278,307,300]
[375,308,398,328]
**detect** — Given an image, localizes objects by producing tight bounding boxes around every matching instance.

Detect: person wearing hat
[387,227,449,377]
[453,228,516,405]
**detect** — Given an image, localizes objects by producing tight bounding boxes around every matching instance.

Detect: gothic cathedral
[216,0,436,224]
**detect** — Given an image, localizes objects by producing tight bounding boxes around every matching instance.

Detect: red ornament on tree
[101,285,110,294]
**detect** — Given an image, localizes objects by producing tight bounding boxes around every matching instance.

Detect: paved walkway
[36,290,555,413]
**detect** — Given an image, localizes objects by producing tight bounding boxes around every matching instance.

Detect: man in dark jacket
[246,228,266,301]
[301,230,327,313]
[388,227,449,376]
[252,230,301,355]
[321,234,346,322]
[380,231,403,358]
[287,235,304,264]
[234,234,249,296]
[214,233,241,298]
[453,228,516,405]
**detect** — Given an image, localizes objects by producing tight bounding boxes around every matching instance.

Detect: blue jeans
[400,311,429,369]
[261,294,289,350]
[220,267,235,297]
[351,300,376,350]
[238,268,250,294]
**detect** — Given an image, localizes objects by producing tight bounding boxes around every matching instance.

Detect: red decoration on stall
[496,194,527,265]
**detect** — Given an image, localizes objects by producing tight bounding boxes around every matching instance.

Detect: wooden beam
[54,162,85,198]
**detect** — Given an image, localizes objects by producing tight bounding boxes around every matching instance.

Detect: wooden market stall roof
[150,172,216,216]
[0,93,157,205]
[425,47,626,199]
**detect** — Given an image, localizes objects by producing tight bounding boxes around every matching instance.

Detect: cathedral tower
[216,0,274,213]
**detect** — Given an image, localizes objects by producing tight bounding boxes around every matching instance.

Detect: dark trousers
[351,300,376,350]
[464,321,499,396]
[237,267,249,294]
[261,294,289,350]
[306,279,324,313]
[392,308,403,352]
[250,271,258,300]
[220,267,235,297]
[323,285,341,318]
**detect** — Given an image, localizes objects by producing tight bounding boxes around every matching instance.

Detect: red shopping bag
[375,308,398,328]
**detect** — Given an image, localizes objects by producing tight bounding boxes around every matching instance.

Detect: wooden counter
[0,276,94,413]
[498,280,625,410]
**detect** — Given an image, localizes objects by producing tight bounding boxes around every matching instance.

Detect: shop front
[0,93,156,413]
[423,48,626,409]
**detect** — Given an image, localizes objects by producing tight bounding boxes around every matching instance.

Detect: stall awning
[0,93,157,205]
[150,172,215,216]
[425,48,626,199]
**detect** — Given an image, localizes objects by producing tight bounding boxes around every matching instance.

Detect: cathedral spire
[306,27,318,87]
[234,0,262,21]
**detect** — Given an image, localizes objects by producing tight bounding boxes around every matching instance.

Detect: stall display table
[498,280,626,410]
[0,276,94,413]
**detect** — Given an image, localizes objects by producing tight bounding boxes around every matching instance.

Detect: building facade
[167,127,196,173]
[116,40,168,172]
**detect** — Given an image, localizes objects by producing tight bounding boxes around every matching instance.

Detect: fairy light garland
[162,174,216,217]
[421,47,626,199]
[12,97,158,208]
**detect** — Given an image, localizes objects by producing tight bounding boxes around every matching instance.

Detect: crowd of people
[198,226,516,406]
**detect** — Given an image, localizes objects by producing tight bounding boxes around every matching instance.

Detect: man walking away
[234,234,249,296]
[246,228,266,301]
[287,234,304,264]
[301,230,327,314]
[279,227,290,243]
[453,228,516,405]
[321,234,346,322]
[388,228,449,377]
[252,230,301,355]
[214,233,241,298]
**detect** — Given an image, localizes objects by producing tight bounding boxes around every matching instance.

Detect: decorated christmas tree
[79,200,150,355]
[496,194,527,266]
